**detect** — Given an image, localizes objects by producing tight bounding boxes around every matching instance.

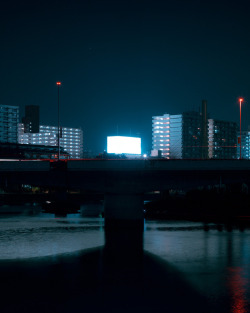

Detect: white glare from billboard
[107,136,141,155]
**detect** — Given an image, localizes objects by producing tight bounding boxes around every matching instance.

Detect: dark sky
[1,0,250,154]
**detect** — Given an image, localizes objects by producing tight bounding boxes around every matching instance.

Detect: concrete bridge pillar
[53,187,68,216]
[104,192,144,255]
[104,193,144,230]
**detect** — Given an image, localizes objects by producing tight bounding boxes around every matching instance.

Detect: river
[0,213,249,313]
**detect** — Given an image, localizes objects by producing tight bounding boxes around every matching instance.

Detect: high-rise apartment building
[201,100,208,159]
[169,114,183,158]
[22,105,39,133]
[152,114,170,157]
[237,129,250,159]
[208,119,237,159]
[0,104,19,143]
[182,111,204,159]
[18,124,83,158]
[152,111,206,159]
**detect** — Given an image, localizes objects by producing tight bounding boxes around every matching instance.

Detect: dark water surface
[0,214,249,313]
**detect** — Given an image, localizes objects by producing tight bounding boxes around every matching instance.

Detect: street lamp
[56,82,61,160]
[239,98,244,159]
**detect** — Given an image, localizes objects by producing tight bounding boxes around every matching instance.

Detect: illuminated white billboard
[107,136,141,155]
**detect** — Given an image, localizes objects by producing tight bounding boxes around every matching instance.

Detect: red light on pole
[56,82,61,85]
[239,98,244,159]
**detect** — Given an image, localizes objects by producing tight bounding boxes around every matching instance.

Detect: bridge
[1,159,250,229]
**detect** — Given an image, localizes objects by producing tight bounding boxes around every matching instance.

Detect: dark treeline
[144,184,250,224]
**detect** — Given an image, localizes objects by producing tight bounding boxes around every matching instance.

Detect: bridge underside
[1,160,250,229]
[2,169,250,192]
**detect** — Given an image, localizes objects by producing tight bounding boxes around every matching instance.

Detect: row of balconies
[0,120,18,123]
[19,135,81,142]
[0,134,17,137]
[40,128,82,135]
[0,135,17,139]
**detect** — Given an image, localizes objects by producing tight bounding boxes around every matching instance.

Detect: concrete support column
[54,187,68,203]
[104,193,144,230]
[53,187,68,217]
[104,193,144,254]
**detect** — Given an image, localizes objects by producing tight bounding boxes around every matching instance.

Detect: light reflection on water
[0,214,105,259]
[228,267,248,313]
[144,220,250,313]
[1,214,250,312]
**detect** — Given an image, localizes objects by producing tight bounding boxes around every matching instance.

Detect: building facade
[22,105,40,133]
[180,111,203,159]
[152,114,170,157]
[18,124,83,158]
[169,114,182,158]
[0,104,19,143]
[237,130,250,159]
[208,119,237,159]
[152,111,206,159]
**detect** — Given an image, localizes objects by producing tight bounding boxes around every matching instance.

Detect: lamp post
[56,82,61,160]
[239,98,243,159]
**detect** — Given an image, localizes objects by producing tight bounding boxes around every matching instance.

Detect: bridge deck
[0,159,249,192]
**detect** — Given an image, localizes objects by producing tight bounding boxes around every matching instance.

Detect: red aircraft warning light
[56,82,61,85]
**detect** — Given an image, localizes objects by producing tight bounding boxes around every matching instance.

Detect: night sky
[1,0,250,154]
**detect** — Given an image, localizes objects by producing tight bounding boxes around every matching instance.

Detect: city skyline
[1,0,250,153]
[0,95,249,156]
[0,97,246,159]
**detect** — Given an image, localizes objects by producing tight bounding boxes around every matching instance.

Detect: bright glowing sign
[107,136,141,155]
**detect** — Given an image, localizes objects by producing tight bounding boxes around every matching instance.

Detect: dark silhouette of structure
[22,105,40,133]
[201,100,208,159]
[1,159,250,230]
[0,143,69,159]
